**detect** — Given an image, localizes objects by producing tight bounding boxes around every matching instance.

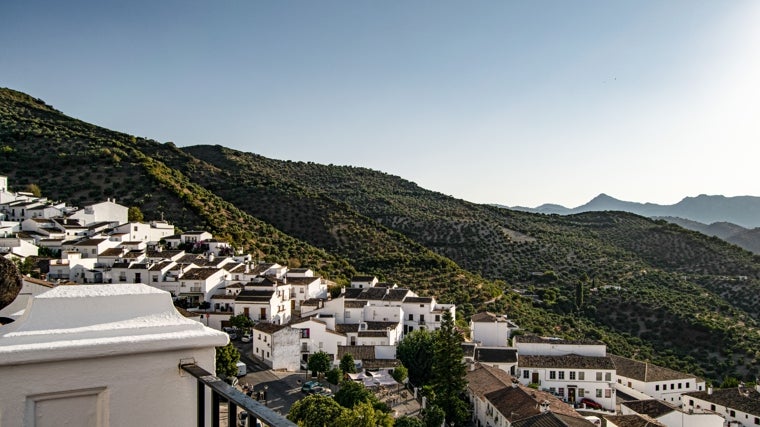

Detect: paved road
[233,340,310,418]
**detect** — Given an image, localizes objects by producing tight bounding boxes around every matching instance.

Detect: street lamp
[263,385,268,406]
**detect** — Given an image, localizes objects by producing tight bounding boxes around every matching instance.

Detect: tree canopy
[396,329,435,387]
[215,343,240,378]
[430,311,468,426]
[307,351,332,377]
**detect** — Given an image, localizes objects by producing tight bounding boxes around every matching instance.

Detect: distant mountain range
[510,194,760,253]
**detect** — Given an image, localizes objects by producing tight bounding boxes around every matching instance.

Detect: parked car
[581,398,602,409]
[310,386,333,396]
[241,333,252,343]
[301,380,322,394]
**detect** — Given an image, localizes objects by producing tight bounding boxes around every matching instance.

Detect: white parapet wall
[0,283,229,427]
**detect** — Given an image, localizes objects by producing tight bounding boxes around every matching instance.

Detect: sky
[2,1,759,208]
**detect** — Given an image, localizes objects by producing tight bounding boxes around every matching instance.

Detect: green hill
[1,87,758,382]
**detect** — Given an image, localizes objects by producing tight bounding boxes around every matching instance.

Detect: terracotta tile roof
[181,268,221,280]
[620,399,676,418]
[475,347,518,364]
[484,383,585,422]
[211,294,237,300]
[99,248,125,257]
[362,359,400,370]
[512,412,595,427]
[466,363,515,398]
[610,354,698,382]
[403,296,433,303]
[236,290,275,302]
[471,311,505,322]
[148,260,173,271]
[252,322,289,334]
[73,238,106,246]
[518,354,615,370]
[22,275,55,288]
[301,298,325,306]
[337,345,375,361]
[684,387,760,416]
[515,335,604,346]
[365,321,398,330]
[358,331,388,337]
[384,288,411,301]
[602,414,666,427]
[287,277,321,285]
[335,324,360,334]
[357,287,387,300]
[343,288,363,299]
[345,300,367,308]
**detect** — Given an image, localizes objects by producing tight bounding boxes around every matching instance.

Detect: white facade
[517,354,617,410]
[470,312,519,347]
[252,323,301,371]
[620,400,724,427]
[514,336,607,357]
[113,221,175,243]
[0,283,228,427]
[0,276,55,320]
[610,354,706,406]
[684,387,760,427]
[0,236,39,258]
[69,199,128,226]
[294,318,348,365]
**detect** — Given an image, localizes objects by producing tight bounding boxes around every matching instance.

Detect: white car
[241,333,252,343]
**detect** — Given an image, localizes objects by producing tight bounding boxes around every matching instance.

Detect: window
[579,388,585,397]
[710,405,716,411]
[263,336,267,342]
[318,342,324,349]
[409,314,413,321]
[570,372,576,380]
[605,373,611,381]
[549,387,556,394]
[345,311,351,318]
[754,416,758,424]
[299,288,304,293]
[730,410,735,417]
[596,389,602,398]
[549,371,556,380]
[523,370,530,379]
[558,371,564,380]
[605,389,611,398]
[678,383,682,389]
[686,383,690,389]
[435,315,440,321]
[670,384,674,390]
[578,372,585,380]
[419,304,424,307]
[558,388,564,396]
[656,385,660,391]
[596,372,602,381]
[300,329,310,338]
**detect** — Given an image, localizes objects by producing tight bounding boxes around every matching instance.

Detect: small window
[408,314,413,321]
[605,389,611,398]
[435,315,440,321]
[569,372,576,380]
[656,385,660,391]
[419,304,424,307]
[579,388,585,397]
[523,370,530,379]
[578,371,584,380]
[670,384,674,390]
[549,371,556,380]
[558,371,565,380]
[678,383,682,389]
[596,389,602,398]
[710,404,716,411]
[605,372,611,381]
[596,372,602,381]
[730,410,735,417]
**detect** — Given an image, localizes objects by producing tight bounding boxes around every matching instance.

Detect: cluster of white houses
[2,175,759,427]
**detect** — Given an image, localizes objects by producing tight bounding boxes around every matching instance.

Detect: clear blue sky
[2,1,759,208]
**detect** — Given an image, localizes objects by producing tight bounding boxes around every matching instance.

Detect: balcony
[418,320,426,325]
[181,363,295,427]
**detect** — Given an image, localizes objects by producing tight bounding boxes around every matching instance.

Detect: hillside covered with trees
[1,87,758,383]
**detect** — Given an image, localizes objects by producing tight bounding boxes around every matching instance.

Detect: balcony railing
[181,362,295,427]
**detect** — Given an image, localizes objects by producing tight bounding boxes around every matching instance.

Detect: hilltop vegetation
[1,88,759,383]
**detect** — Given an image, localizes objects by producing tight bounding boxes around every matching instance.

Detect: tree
[334,400,394,427]
[394,416,424,427]
[334,379,373,409]
[575,280,585,311]
[24,183,41,197]
[307,351,332,377]
[228,313,254,329]
[128,206,144,222]
[391,365,408,383]
[326,367,342,385]
[340,353,356,373]
[430,311,468,426]
[288,394,346,426]
[720,376,739,388]
[421,405,445,427]
[396,329,435,386]
[215,343,240,378]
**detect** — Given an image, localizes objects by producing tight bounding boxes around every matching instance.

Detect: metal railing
[180,363,296,427]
